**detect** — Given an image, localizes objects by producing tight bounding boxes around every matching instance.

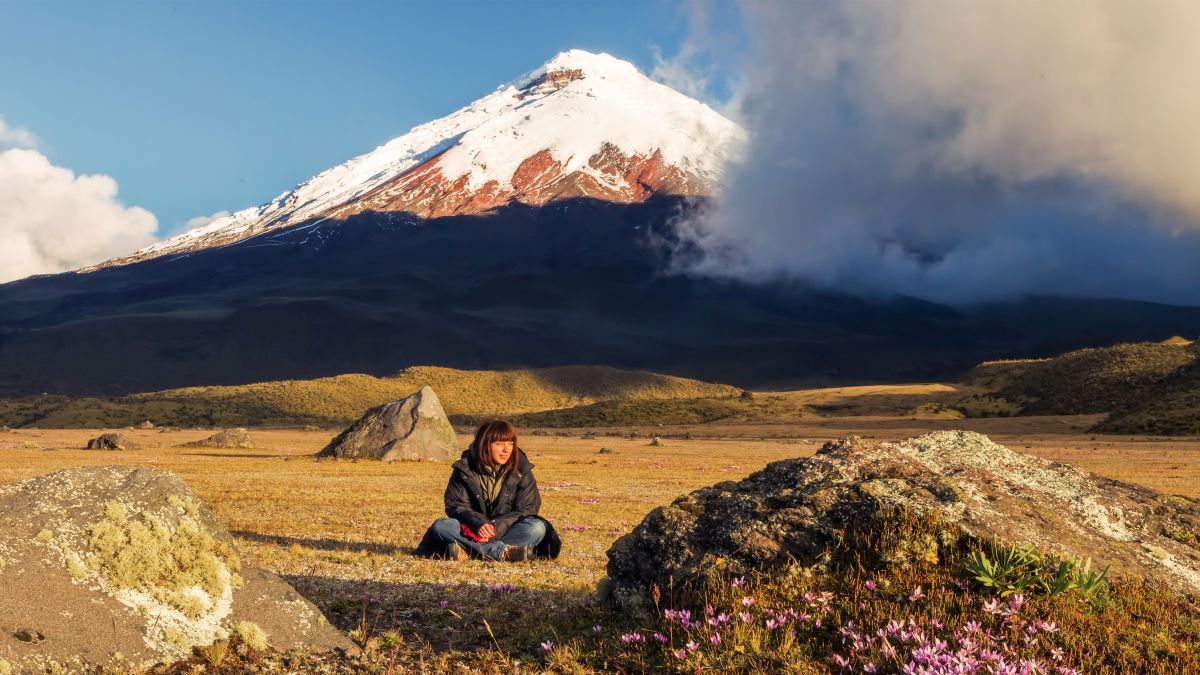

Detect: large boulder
[0,466,352,670]
[317,386,458,461]
[606,430,1200,614]
[184,428,254,449]
[86,433,138,450]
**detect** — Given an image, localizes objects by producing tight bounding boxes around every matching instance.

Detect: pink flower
[686,640,699,652]
[738,611,753,623]
[741,596,755,608]
[710,633,721,645]
[908,585,925,602]
[653,632,667,644]
[620,632,645,644]
[864,580,878,591]
[732,575,746,588]
[540,640,554,652]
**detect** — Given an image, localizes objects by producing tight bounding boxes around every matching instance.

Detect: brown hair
[470,420,520,473]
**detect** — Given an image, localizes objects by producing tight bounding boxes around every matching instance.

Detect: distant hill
[0,365,738,429]
[988,342,1197,415]
[954,339,1200,430]
[1097,355,1200,435]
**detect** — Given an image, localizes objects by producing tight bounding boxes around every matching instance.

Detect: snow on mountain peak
[92,50,745,270]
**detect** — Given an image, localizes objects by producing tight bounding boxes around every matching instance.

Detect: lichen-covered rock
[317,386,457,461]
[86,433,138,450]
[606,431,1200,615]
[0,466,352,671]
[184,428,253,449]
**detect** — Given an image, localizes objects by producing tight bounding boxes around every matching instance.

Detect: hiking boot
[444,541,469,561]
[501,545,534,562]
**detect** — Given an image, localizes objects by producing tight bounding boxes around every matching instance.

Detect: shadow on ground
[182,452,295,458]
[232,530,405,555]
[284,574,605,653]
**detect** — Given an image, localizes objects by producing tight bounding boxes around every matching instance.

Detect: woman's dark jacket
[415,449,561,559]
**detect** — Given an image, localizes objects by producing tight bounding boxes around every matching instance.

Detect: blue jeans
[430,517,547,560]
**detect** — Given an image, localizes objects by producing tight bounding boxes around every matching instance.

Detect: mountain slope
[3,52,1200,397]
[4,197,1200,397]
[92,50,743,270]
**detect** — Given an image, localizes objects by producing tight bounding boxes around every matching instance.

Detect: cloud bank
[0,117,38,149]
[0,146,158,283]
[677,1,1200,304]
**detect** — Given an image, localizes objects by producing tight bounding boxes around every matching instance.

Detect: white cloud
[0,148,158,283]
[181,210,231,232]
[673,1,1200,304]
[0,117,38,149]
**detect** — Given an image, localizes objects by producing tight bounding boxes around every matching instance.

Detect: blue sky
[0,0,741,236]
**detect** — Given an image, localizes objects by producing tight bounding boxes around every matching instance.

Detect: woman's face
[489,440,514,466]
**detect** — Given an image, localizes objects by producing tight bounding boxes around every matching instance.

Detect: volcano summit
[94,50,744,270]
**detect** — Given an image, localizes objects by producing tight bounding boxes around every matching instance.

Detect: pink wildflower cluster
[832,593,1079,674]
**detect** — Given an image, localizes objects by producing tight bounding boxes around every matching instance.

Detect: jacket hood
[453,448,533,477]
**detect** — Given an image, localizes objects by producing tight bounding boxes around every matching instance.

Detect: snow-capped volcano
[95,50,744,269]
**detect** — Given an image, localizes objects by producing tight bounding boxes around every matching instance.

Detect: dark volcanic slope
[2,197,1200,396]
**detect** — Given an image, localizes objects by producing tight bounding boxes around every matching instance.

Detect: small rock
[137,420,155,430]
[598,447,613,454]
[184,428,253,449]
[85,433,137,451]
[647,436,663,447]
[13,628,45,643]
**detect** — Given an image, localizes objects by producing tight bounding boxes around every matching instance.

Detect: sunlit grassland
[3,419,1200,671]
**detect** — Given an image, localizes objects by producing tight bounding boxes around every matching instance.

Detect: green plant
[965,539,1109,607]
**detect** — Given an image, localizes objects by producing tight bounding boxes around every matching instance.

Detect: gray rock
[85,433,138,450]
[0,466,353,671]
[185,428,253,449]
[317,386,457,461]
[605,430,1200,615]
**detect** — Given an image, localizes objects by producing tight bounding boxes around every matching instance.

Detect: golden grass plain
[4,382,1200,670]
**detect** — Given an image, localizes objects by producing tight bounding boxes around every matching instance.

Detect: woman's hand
[478,522,496,542]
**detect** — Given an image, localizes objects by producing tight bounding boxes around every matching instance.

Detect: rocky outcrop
[0,466,352,671]
[317,386,457,461]
[184,428,254,449]
[328,143,701,220]
[517,68,586,99]
[86,433,138,450]
[606,431,1200,614]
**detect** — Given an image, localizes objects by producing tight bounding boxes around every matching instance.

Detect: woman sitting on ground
[415,420,560,561]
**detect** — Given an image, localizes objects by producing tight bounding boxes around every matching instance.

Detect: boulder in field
[86,433,138,450]
[0,466,352,671]
[317,386,457,461]
[184,428,254,449]
[137,420,155,430]
[605,430,1200,615]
